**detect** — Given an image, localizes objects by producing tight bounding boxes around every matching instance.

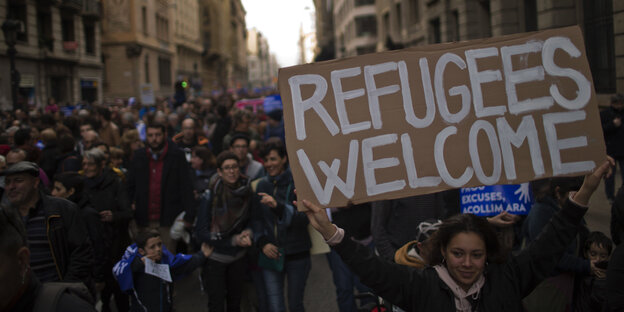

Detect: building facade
[173,0,203,96]
[375,0,621,96]
[333,0,377,58]
[200,0,247,92]
[247,28,274,89]
[101,0,176,101]
[0,0,103,110]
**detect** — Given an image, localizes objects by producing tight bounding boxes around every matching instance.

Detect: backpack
[32,282,94,312]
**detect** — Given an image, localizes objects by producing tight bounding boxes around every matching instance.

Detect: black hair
[229,133,250,147]
[428,213,505,265]
[260,137,287,159]
[58,134,77,154]
[584,231,613,256]
[216,150,239,169]
[548,176,584,201]
[135,228,161,249]
[96,106,112,121]
[146,121,166,134]
[193,146,217,170]
[80,116,100,132]
[53,172,84,203]
[13,128,31,146]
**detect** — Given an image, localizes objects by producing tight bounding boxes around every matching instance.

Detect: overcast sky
[241,0,316,68]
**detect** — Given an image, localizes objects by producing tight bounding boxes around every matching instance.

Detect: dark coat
[600,106,624,158]
[40,193,94,284]
[334,198,588,311]
[252,168,311,256]
[40,142,60,179]
[82,168,133,258]
[127,142,195,226]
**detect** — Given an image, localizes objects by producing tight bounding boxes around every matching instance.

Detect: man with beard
[601,94,624,203]
[127,122,195,250]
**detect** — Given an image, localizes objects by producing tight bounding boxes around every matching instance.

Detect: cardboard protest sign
[278,26,606,210]
[460,183,533,217]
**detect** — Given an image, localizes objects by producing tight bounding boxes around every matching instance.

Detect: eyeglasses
[221,165,239,171]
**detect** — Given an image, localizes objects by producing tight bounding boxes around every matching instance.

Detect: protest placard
[460,183,533,217]
[278,26,606,210]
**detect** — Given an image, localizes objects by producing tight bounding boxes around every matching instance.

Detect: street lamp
[3,20,22,112]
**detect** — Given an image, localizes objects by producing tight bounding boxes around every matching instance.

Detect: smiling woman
[303,158,615,311]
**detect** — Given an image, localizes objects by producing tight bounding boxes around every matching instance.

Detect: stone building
[0,0,103,110]
[247,28,274,89]
[100,0,176,101]
[200,0,247,92]
[173,0,203,96]
[321,0,622,95]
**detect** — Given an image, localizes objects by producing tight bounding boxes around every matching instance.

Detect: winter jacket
[522,195,590,274]
[127,142,195,226]
[333,197,588,311]
[601,106,624,158]
[113,244,205,312]
[252,167,311,256]
[40,193,94,285]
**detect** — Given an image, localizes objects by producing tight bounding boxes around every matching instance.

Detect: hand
[614,117,621,127]
[234,231,252,247]
[590,261,606,279]
[99,210,113,222]
[300,199,336,240]
[258,192,277,209]
[487,211,520,228]
[262,243,281,260]
[573,157,615,206]
[201,243,214,257]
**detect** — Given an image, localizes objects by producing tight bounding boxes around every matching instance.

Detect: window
[144,54,150,83]
[410,0,419,25]
[84,22,95,55]
[584,0,615,93]
[356,45,376,55]
[450,10,459,41]
[8,3,27,42]
[355,15,377,37]
[37,8,53,50]
[142,6,148,36]
[355,0,374,6]
[524,0,537,31]
[61,13,75,42]
[158,57,172,87]
[429,18,441,44]
[396,3,402,32]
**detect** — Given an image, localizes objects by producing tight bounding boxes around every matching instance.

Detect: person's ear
[138,248,146,256]
[554,186,561,200]
[67,187,75,197]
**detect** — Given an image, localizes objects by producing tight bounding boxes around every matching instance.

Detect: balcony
[60,0,82,11]
[63,41,78,52]
[82,0,101,18]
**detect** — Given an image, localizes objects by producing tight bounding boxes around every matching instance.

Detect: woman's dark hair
[135,228,161,249]
[584,231,613,256]
[54,172,84,203]
[428,213,505,265]
[193,146,217,170]
[260,137,287,160]
[548,176,584,200]
[216,151,239,169]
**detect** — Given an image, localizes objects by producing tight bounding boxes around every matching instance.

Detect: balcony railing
[60,0,83,11]
[63,41,78,52]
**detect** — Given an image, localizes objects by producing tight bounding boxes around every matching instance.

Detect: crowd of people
[0,92,622,312]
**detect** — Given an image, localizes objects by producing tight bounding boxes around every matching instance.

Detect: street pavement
[121,171,621,312]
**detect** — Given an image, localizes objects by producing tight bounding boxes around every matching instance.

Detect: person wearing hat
[601,94,624,204]
[3,161,93,287]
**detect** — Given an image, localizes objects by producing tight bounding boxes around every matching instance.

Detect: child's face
[586,243,609,263]
[140,236,163,262]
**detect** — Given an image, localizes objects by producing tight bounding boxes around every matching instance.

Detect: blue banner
[263,95,282,113]
[460,183,533,217]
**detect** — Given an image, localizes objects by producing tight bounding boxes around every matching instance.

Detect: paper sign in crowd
[278,26,606,210]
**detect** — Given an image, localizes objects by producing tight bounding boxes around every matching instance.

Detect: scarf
[209,177,250,240]
[434,264,485,312]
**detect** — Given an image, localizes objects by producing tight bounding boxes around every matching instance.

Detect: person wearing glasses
[195,151,254,312]
[3,161,93,286]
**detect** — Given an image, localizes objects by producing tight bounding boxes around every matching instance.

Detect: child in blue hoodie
[113,228,213,312]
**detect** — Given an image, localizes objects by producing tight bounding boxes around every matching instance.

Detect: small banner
[460,183,533,217]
